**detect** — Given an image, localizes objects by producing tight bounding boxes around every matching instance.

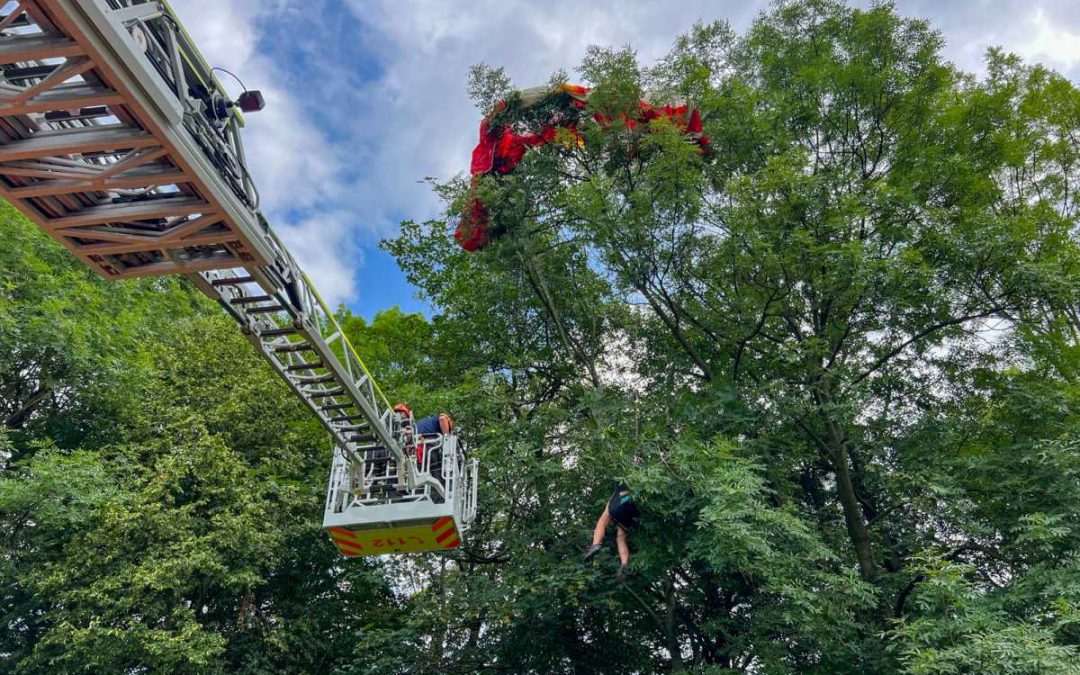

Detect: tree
[0,213,401,674]
[4,0,1080,672]
[383,0,1080,671]
[0,202,199,453]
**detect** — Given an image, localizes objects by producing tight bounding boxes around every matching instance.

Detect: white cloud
[876,0,1080,77]
[1015,8,1080,70]
[171,0,1079,309]
[276,211,362,307]
[332,0,755,233]
[169,0,354,303]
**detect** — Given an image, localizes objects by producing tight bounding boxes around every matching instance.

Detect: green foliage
[0,214,396,673]
[4,1,1080,673]
[0,202,200,451]
[890,555,1080,674]
[467,62,514,114]
[380,0,1080,671]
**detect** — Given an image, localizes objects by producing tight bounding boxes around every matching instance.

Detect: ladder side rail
[66,0,182,125]
[196,268,403,472]
[296,271,405,463]
[108,0,257,209]
[467,459,478,526]
[225,116,258,208]
[108,3,164,26]
[14,2,412,479]
[157,4,185,120]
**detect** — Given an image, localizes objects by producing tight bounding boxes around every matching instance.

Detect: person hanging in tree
[583,453,644,582]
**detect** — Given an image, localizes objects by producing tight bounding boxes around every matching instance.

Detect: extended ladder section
[0,0,476,554]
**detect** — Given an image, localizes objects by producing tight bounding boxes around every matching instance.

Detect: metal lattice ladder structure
[0,0,477,556]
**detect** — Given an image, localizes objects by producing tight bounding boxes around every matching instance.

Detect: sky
[169,0,1080,320]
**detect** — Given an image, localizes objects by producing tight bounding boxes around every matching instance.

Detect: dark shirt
[416,415,442,436]
[608,482,640,529]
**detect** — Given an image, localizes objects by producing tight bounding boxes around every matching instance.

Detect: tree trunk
[813,381,877,580]
[832,446,875,580]
[665,573,685,673]
[5,385,51,429]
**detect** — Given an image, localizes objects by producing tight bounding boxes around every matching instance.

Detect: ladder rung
[0,126,155,163]
[310,389,345,399]
[337,425,370,433]
[286,361,324,372]
[46,195,209,229]
[8,165,185,199]
[0,16,37,35]
[212,276,255,286]
[3,84,123,117]
[301,375,336,385]
[230,294,272,305]
[246,305,284,314]
[273,342,312,353]
[329,414,367,423]
[260,327,296,337]
[0,36,83,63]
[321,403,353,411]
[350,434,377,443]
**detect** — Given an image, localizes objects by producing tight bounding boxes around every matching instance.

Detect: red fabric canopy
[456,84,710,252]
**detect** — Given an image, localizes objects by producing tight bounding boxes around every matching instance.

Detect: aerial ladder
[0,0,477,555]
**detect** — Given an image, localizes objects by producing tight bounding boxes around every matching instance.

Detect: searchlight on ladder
[0,0,477,555]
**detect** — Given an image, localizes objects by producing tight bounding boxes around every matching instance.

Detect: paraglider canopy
[456,83,710,251]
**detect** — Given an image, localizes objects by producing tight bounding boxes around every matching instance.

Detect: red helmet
[393,403,412,416]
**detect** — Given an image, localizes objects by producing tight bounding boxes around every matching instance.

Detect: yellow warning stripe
[328,526,357,540]
[327,518,463,556]
[336,542,363,556]
[328,527,365,556]
[431,516,459,548]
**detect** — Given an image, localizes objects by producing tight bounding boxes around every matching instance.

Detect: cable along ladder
[0,0,477,556]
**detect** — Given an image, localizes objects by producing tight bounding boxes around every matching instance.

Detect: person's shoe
[583,544,602,563]
[616,564,629,582]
